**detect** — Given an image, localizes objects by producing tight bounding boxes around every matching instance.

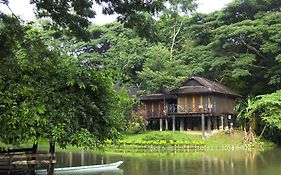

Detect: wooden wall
[177,94,235,114]
[140,100,164,118]
[177,95,210,113]
[212,95,235,114]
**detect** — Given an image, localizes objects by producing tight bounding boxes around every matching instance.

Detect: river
[50,148,281,175]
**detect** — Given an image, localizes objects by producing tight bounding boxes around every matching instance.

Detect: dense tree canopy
[0,19,128,147]
[178,0,281,96]
[1,0,281,146]
[0,0,198,147]
[1,0,196,39]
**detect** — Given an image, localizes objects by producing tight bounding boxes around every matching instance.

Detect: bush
[143,132,176,142]
[126,113,148,134]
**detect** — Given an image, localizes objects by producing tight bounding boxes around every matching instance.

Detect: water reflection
[52,148,281,175]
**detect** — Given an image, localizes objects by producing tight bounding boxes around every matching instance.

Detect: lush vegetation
[0,0,281,149]
[0,0,197,148]
[103,131,269,151]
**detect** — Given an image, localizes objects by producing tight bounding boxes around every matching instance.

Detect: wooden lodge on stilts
[139,76,241,134]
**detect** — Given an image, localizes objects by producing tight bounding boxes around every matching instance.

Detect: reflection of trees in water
[200,151,258,175]
[53,149,281,175]
[121,151,261,175]
[55,150,104,168]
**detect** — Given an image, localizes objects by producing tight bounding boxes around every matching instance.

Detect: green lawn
[122,130,243,147]
[105,130,271,150]
[123,131,203,141]
[1,130,273,153]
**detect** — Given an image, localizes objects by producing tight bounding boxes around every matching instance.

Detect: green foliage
[138,45,188,94]
[143,132,176,142]
[0,18,126,148]
[1,0,196,40]
[180,1,281,95]
[247,90,281,129]
[2,0,281,147]
[49,22,150,87]
[236,90,281,144]
[103,131,263,149]
[126,113,148,134]
[105,137,205,148]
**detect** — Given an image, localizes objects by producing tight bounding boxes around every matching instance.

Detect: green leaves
[247,90,281,129]
[137,45,188,93]
[179,1,281,95]
[0,18,129,148]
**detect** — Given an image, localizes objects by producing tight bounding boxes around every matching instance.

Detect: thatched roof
[172,76,241,97]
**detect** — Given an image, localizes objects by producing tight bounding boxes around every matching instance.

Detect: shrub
[126,113,148,134]
[144,133,176,142]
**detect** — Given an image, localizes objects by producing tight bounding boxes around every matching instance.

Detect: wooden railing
[0,146,55,174]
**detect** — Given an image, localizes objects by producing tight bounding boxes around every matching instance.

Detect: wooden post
[187,117,192,130]
[30,143,38,173]
[81,150,84,166]
[144,103,147,118]
[48,139,55,175]
[32,143,38,153]
[152,101,154,116]
[159,118,163,131]
[180,118,184,131]
[207,116,211,133]
[213,117,218,130]
[220,116,224,130]
[172,115,175,133]
[192,96,195,112]
[201,113,205,139]
[224,116,228,130]
[69,152,73,167]
[172,104,176,133]
[158,102,161,116]
[165,118,168,130]
[185,95,188,113]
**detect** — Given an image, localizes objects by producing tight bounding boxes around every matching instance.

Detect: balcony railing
[139,104,213,118]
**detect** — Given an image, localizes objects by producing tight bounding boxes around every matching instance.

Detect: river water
[52,148,281,175]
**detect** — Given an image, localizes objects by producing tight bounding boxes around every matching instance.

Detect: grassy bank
[0,131,275,153]
[104,130,274,151]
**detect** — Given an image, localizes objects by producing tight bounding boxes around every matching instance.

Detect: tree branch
[241,40,267,60]
[170,19,184,60]
[3,1,22,22]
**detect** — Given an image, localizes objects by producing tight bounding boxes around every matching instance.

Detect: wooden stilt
[207,116,211,133]
[29,143,38,174]
[159,118,163,131]
[180,118,184,131]
[213,117,218,130]
[220,116,224,130]
[172,115,175,133]
[201,113,205,139]
[165,119,168,130]
[48,139,55,175]
[224,116,228,130]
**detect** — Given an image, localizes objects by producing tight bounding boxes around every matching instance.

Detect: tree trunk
[259,125,267,138]
[48,140,55,175]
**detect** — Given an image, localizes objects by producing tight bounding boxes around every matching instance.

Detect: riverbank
[0,130,275,153]
[103,130,275,151]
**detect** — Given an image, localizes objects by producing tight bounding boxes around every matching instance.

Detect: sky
[0,0,233,25]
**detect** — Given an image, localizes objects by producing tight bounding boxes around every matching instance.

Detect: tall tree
[1,0,196,40]
[179,0,281,95]
[138,44,188,94]
[0,18,129,147]
[2,0,199,147]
